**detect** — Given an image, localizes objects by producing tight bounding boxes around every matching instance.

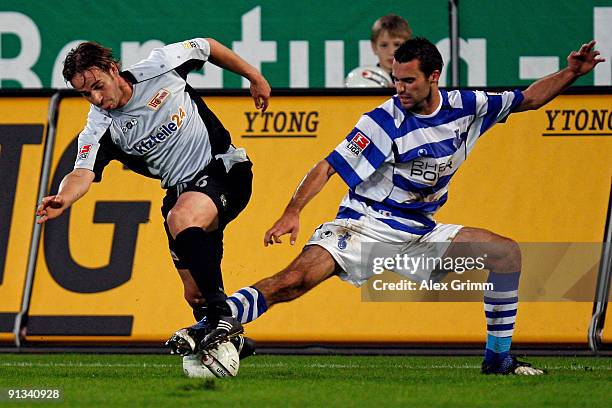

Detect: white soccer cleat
[513,364,545,376]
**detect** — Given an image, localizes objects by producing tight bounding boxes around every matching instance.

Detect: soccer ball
[182,342,240,378]
[345,66,393,88]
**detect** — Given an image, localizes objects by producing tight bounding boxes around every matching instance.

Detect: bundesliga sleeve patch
[182,40,200,49]
[345,132,371,156]
[78,144,92,159]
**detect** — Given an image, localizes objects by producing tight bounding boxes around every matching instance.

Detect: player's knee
[490,237,521,272]
[167,207,195,237]
[504,239,522,271]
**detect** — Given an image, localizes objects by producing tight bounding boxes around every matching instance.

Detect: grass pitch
[0,354,610,407]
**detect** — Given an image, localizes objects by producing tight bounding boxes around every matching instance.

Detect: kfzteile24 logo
[242,111,319,139]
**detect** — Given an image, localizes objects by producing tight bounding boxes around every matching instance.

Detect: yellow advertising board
[24,92,611,345]
[0,95,49,343]
[26,96,181,343]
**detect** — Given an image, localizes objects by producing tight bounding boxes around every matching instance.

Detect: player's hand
[250,75,271,112]
[264,210,299,246]
[36,195,65,224]
[567,40,606,76]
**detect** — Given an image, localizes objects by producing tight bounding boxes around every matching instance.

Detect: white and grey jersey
[73,38,234,188]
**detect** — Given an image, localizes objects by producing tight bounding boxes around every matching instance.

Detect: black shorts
[161,158,253,268]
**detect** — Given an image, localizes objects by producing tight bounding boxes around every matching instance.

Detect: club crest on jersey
[346,132,370,156]
[78,144,92,159]
[337,232,351,250]
[147,88,170,110]
[452,128,463,149]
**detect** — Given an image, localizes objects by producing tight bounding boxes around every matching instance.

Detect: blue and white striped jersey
[326,89,524,235]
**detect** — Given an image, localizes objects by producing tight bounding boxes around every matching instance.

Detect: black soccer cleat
[231,335,256,360]
[199,315,244,351]
[481,355,546,375]
[165,326,208,356]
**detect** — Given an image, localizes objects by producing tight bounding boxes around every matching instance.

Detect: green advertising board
[0,0,610,88]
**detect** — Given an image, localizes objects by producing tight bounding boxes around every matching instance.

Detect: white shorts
[306,216,462,287]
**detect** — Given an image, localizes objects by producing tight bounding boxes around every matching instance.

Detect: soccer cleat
[231,335,256,360]
[199,315,244,351]
[165,326,208,356]
[481,355,546,375]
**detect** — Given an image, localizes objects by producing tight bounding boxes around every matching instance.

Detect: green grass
[0,354,610,407]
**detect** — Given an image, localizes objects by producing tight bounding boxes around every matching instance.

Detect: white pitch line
[0,362,610,371]
[244,362,612,371]
[0,362,176,368]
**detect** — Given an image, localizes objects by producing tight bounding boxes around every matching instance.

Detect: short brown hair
[62,42,119,82]
[370,14,412,43]
[395,37,443,77]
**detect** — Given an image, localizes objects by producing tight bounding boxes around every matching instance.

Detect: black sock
[175,227,231,320]
[193,305,207,322]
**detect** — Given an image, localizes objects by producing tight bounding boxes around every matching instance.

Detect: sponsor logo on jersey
[410,158,453,183]
[346,132,370,156]
[147,89,171,110]
[133,106,186,154]
[78,144,92,159]
[182,40,199,49]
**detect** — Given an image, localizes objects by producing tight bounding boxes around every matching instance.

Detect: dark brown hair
[62,42,120,82]
[370,14,412,43]
[394,37,443,77]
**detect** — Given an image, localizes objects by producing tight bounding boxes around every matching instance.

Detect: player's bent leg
[175,228,240,336]
[199,245,336,351]
[169,245,336,355]
[253,244,338,307]
[169,192,243,349]
[446,227,544,375]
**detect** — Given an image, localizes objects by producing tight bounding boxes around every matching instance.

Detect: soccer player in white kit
[36,38,270,352]
[170,38,603,374]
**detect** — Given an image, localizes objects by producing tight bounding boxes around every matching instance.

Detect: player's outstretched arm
[205,37,271,112]
[36,168,95,224]
[517,40,605,112]
[264,160,336,247]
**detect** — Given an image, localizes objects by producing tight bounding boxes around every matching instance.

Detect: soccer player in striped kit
[169,38,603,374]
[36,38,270,354]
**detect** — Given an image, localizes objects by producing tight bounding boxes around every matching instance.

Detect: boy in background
[345,14,412,87]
